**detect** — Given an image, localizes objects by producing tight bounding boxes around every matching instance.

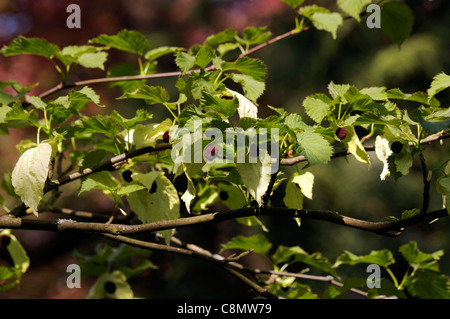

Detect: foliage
[0,0,449,299]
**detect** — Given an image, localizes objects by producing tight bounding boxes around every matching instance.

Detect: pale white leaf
[375,136,393,181]
[227,88,258,119]
[11,143,53,215]
[236,149,271,206]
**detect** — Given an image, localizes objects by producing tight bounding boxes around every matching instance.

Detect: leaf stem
[385,267,399,288]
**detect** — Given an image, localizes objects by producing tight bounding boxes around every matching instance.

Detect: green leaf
[387,88,440,107]
[90,29,149,55]
[296,131,333,166]
[302,93,331,123]
[309,12,343,39]
[0,229,30,274]
[79,150,107,170]
[132,118,172,149]
[405,269,450,299]
[220,234,272,255]
[175,51,196,74]
[145,46,181,61]
[298,5,330,18]
[272,245,338,277]
[284,113,308,131]
[77,52,108,70]
[227,74,265,102]
[68,86,103,106]
[337,0,371,22]
[26,96,47,111]
[360,86,388,101]
[2,172,17,198]
[281,0,305,9]
[204,29,238,47]
[238,27,271,46]
[340,126,370,165]
[428,72,450,99]
[79,171,120,201]
[334,249,395,268]
[127,172,180,244]
[119,85,170,105]
[87,270,134,299]
[221,57,266,82]
[11,143,54,215]
[1,36,59,59]
[283,171,314,209]
[399,241,443,272]
[418,116,450,135]
[115,184,146,197]
[222,57,266,101]
[79,115,120,138]
[110,109,152,131]
[217,183,247,210]
[437,174,450,214]
[328,81,350,101]
[194,46,215,69]
[381,2,414,46]
[401,208,420,220]
[393,144,413,175]
[200,92,239,118]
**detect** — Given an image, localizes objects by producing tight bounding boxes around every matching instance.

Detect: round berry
[104,281,116,294]
[391,141,403,154]
[163,130,170,143]
[149,181,158,193]
[219,191,229,201]
[0,235,11,247]
[122,170,133,183]
[335,127,347,140]
[288,149,294,156]
[204,145,217,161]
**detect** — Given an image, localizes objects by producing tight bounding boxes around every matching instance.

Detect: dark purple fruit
[391,141,403,154]
[0,235,11,247]
[335,127,347,140]
[163,130,170,143]
[149,181,158,193]
[219,191,229,201]
[122,170,133,183]
[104,281,116,294]
[204,145,217,160]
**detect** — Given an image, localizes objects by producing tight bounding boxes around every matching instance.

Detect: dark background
[0,0,449,298]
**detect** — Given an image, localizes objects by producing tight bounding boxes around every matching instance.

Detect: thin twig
[101,233,280,299]
[281,131,449,166]
[166,234,369,298]
[35,27,305,102]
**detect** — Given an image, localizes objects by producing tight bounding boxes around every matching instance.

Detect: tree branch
[1,206,448,237]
